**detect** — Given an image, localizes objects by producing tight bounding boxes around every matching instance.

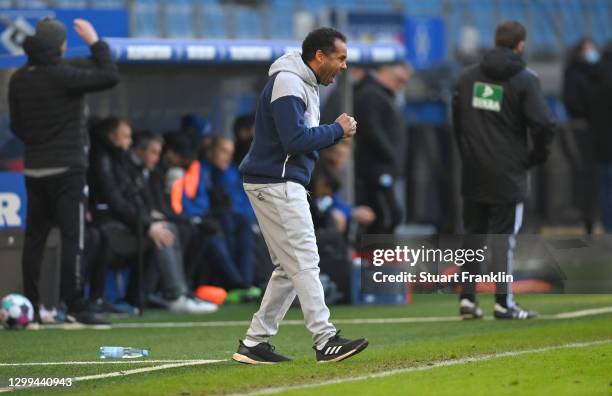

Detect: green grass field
[1,294,612,395]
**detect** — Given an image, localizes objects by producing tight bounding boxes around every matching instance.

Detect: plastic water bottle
[99,346,149,359]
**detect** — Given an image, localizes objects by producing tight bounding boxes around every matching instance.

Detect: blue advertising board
[0,8,129,68]
[0,35,406,69]
[404,16,446,69]
[344,11,406,43]
[341,12,446,68]
[102,38,406,65]
[0,172,27,229]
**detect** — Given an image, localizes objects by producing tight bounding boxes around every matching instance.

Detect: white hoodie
[268,51,321,129]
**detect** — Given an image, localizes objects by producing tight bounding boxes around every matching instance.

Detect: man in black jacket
[354,64,410,234]
[452,21,555,320]
[88,120,217,314]
[9,18,119,324]
[585,43,612,231]
[562,38,600,234]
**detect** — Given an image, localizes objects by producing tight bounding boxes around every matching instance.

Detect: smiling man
[235,27,368,364]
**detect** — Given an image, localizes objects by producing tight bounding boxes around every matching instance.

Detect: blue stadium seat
[54,0,88,8]
[345,0,391,12]
[447,1,467,49]
[165,0,194,38]
[297,0,328,12]
[497,0,526,24]
[329,0,357,11]
[200,0,227,39]
[403,0,443,17]
[234,6,263,39]
[55,0,126,9]
[91,0,127,8]
[467,0,495,47]
[559,0,585,46]
[268,1,294,39]
[14,0,47,8]
[529,1,559,51]
[103,268,132,304]
[591,0,612,44]
[134,0,162,38]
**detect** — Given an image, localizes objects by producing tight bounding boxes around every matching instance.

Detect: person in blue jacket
[233,27,368,365]
[204,136,259,302]
[179,136,260,302]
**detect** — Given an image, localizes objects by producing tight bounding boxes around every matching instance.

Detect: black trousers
[357,178,402,234]
[22,170,85,312]
[459,200,524,307]
[83,225,104,301]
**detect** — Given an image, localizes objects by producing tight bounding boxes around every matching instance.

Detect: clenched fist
[335,113,357,139]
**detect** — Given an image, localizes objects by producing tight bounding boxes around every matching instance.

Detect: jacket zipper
[281,154,290,178]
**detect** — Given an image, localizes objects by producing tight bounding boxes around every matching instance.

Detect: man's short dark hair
[133,130,164,151]
[90,116,122,140]
[163,131,194,160]
[302,27,347,62]
[495,21,527,49]
[34,17,67,50]
[232,113,255,138]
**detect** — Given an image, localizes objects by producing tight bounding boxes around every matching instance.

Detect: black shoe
[232,340,291,364]
[65,309,111,328]
[494,303,537,320]
[460,298,484,320]
[314,331,368,363]
[90,298,132,315]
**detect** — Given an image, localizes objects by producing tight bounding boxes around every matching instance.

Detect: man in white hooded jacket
[234,27,368,364]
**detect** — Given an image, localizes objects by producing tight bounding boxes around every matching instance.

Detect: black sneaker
[460,298,484,320]
[314,331,368,363]
[90,298,133,315]
[65,310,111,328]
[494,303,537,320]
[232,340,291,365]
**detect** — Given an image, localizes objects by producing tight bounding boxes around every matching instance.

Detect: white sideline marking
[101,305,612,329]
[0,359,221,367]
[0,306,610,392]
[11,305,610,331]
[241,339,612,396]
[553,306,612,319]
[0,360,224,393]
[74,359,224,381]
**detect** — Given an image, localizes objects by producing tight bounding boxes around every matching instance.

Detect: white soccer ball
[0,294,34,329]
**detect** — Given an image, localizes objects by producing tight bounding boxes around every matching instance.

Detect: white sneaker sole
[317,340,369,363]
[232,353,276,365]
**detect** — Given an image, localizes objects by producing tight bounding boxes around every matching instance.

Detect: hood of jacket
[268,51,318,87]
[480,47,525,80]
[22,35,62,66]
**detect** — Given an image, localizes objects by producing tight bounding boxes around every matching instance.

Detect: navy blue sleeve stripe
[271,95,344,155]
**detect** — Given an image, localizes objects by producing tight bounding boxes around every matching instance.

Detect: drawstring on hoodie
[281,154,290,178]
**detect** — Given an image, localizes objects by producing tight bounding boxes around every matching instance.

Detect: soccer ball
[0,294,34,329]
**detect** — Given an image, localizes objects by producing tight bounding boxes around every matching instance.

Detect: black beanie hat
[34,17,67,50]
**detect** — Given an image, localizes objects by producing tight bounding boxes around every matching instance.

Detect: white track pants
[243,181,336,347]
